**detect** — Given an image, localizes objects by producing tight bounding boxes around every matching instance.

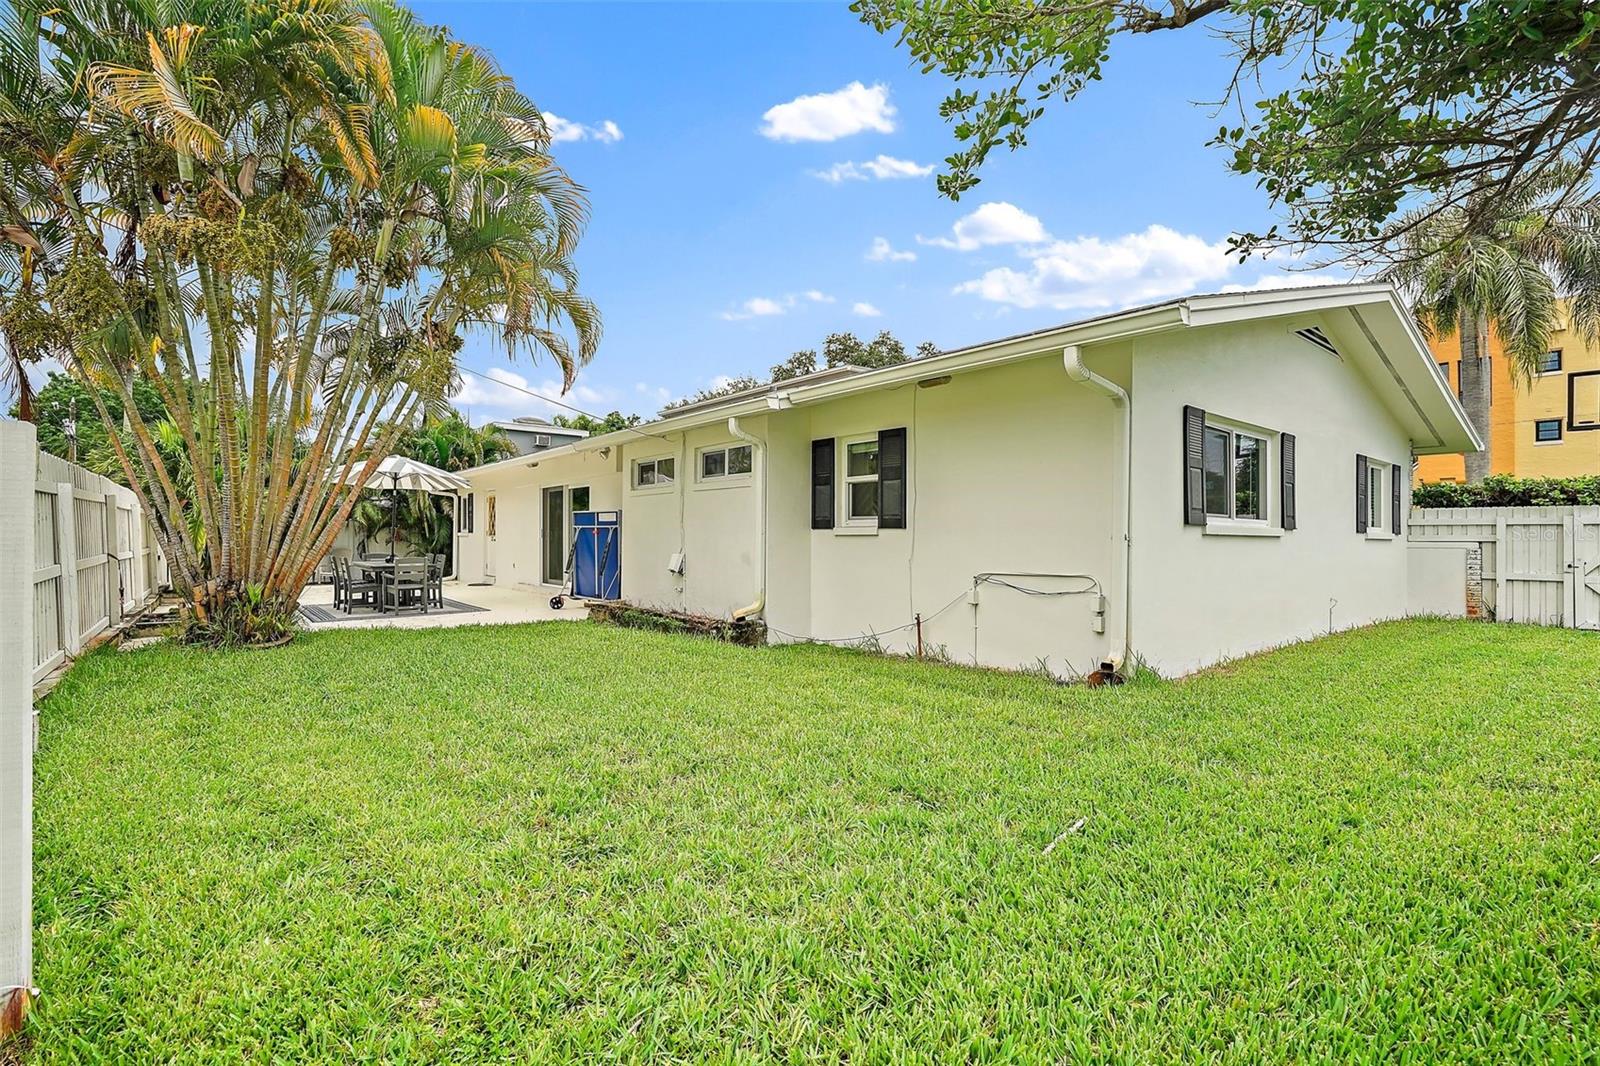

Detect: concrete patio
[296,580,582,630]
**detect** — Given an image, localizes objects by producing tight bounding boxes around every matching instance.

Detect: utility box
[572,510,621,600]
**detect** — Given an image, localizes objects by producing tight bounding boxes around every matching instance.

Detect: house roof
[462,283,1480,480]
[659,364,869,418]
[488,418,589,438]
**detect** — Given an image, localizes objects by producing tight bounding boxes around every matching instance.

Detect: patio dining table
[352,558,425,612]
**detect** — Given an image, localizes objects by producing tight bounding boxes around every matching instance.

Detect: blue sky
[94,1,1345,427]
[429,1,1344,423]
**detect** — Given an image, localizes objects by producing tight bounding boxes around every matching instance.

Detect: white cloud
[720,296,789,321]
[812,154,933,184]
[635,381,673,406]
[719,290,833,321]
[452,366,611,420]
[953,224,1235,311]
[920,202,1049,251]
[852,302,883,317]
[866,236,916,263]
[545,113,623,144]
[760,81,896,142]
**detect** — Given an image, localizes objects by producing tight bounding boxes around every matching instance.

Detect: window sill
[833,524,879,537]
[1203,520,1281,538]
[1533,440,1564,447]
[629,484,677,496]
[691,476,754,491]
[1365,529,1395,541]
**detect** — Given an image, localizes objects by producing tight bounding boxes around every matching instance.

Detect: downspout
[1063,345,1133,671]
[727,415,766,621]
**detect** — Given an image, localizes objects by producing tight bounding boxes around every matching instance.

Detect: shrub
[1413,474,1600,508]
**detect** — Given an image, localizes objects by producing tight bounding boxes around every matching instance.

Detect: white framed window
[697,443,753,481]
[633,456,675,489]
[1367,462,1384,532]
[842,436,879,524]
[1202,420,1270,524]
[569,485,591,512]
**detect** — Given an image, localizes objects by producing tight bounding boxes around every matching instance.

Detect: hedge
[1413,474,1600,508]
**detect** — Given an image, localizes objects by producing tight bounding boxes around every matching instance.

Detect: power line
[457,365,671,441]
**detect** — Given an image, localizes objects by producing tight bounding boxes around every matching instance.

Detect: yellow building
[1416,308,1600,483]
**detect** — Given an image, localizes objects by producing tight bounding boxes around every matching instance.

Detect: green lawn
[16,620,1600,1062]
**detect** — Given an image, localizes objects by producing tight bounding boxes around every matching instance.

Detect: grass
[15,619,1600,1062]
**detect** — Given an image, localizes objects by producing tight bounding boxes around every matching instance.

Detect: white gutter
[726,415,766,621]
[1062,345,1133,672]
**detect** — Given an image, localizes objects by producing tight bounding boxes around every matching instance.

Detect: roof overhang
[458,283,1479,482]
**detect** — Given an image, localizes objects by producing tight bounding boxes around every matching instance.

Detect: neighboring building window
[634,456,675,488]
[1201,421,1268,522]
[1367,463,1383,532]
[1435,361,1450,384]
[1535,418,1563,443]
[698,443,753,480]
[1538,349,1563,374]
[570,485,590,512]
[843,437,879,522]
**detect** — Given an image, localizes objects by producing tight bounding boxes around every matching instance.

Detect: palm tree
[0,0,599,641]
[1384,167,1600,481]
[400,412,516,472]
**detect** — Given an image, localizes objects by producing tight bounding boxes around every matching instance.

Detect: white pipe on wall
[1063,344,1133,671]
[727,416,767,621]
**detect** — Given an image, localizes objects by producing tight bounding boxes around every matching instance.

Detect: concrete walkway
[297,580,583,630]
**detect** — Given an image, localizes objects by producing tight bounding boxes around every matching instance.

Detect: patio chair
[426,553,445,609]
[383,559,430,614]
[331,556,348,610]
[344,557,382,613]
[313,554,337,586]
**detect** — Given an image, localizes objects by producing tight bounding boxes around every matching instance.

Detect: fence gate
[1411,505,1600,630]
[1572,508,1600,631]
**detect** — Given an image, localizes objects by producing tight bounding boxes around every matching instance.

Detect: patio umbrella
[343,456,469,562]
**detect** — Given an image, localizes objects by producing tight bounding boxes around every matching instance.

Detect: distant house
[489,417,588,456]
[1417,300,1600,483]
[458,285,1478,677]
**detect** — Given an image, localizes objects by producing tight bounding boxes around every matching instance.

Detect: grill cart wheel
[549,595,565,610]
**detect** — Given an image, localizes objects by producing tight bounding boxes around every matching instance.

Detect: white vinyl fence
[1408,506,1600,630]
[29,443,169,685]
[1,421,34,1034]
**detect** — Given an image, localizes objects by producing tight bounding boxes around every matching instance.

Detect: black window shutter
[1280,433,1297,531]
[878,427,907,529]
[1391,463,1402,535]
[1182,405,1206,526]
[1355,455,1368,533]
[811,438,835,529]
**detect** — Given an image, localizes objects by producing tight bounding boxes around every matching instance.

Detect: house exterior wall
[772,354,1125,675]
[1415,306,1600,483]
[458,294,1455,678]
[618,421,764,617]
[463,449,624,587]
[1511,319,1600,476]
[1415,327,1515,483]
[1128,318,1414,675]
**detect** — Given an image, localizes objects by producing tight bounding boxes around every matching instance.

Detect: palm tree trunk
[1458,309,1493,482]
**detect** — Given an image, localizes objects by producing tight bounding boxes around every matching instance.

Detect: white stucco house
[456,284,1479,677]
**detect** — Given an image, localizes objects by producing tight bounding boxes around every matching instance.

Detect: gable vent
[1295,325,1341,358]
